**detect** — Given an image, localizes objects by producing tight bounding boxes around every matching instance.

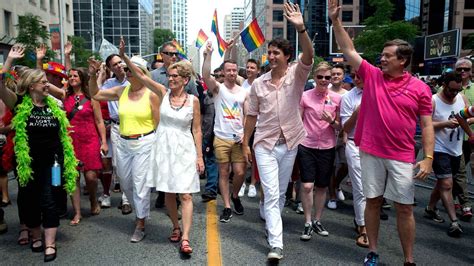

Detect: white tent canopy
[98,39,119,60]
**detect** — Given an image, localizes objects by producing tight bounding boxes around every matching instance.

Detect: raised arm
[64,41,72,72]
[328,0,362,70]
[202,41,219,95]
[88,58,123,101]
[47,82,66,100]
[35,44,47,70]
[284,2,314,65]
[3,44,25,72]
[119,37,166,101]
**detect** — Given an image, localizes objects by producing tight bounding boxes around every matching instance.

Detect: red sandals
[180,239,193,254]
[168,227,182,243]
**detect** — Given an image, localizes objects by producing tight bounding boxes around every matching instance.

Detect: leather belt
[120,130,155,140]
[347,137,355,141]
[111,119,120,125]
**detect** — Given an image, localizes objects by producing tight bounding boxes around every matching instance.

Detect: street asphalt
[0,174,473,265]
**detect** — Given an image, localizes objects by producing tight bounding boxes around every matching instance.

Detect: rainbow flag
[195,29,208,49]
[172,39,187,60]
[211,9,227,56]
[240,19,265,52]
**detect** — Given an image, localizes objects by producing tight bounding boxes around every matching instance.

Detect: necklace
[169,92,188,111]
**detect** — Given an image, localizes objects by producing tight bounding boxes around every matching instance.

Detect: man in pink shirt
[242,2,314,262]
[329,0,434,265]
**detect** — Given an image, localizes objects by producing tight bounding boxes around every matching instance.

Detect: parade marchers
[0,1,472,265]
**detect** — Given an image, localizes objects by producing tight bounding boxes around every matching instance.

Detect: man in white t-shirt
[202,42,248,223]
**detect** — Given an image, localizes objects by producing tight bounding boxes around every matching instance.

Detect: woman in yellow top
[88,55,160,243]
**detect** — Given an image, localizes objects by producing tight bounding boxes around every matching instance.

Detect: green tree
[465,33,474,50]
[153,29,175,52]
[14,13,54,67]
[68,36,101,67]
[354,0,419,63]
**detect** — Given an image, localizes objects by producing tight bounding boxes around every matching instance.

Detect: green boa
[12,95,78,194]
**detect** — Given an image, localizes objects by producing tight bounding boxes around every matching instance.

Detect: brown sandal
[180,239,193,254]
[356,232,369,248]
[168,227,182,243]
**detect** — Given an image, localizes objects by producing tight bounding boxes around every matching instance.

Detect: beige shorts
[360,151,415,205]
[213,136,245,163]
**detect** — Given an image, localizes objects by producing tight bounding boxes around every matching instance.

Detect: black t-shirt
[15,95,63,162]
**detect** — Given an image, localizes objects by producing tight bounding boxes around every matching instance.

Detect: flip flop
[17,229,30,245]
[69,217,81,226]
[356,232,369,248]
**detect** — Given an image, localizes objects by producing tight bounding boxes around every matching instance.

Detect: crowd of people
[0,1,472,264]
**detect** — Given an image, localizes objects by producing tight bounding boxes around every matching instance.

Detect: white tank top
[213,83,247,140]
[433,93,465,156]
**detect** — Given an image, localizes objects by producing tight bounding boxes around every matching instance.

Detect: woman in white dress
[146,60,204,254]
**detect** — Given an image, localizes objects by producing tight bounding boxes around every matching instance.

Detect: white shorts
[360,151,415,205]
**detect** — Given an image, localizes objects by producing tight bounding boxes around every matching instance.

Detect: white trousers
[116,133,155,219]
[346,140,366,226]
[254,143,297,249]
[111,124,130,204]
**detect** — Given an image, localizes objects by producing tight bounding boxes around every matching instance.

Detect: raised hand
[203,41,213,56]
[328,0,341,21]
[119,36,125,57]
[88,57,102,75]
[35,43,47,61]
[283,2,304,29]
[64,41,72,55]
[8,44,25,60]
[226,39,235,49]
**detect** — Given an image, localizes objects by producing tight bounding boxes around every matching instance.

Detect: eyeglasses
[167,74,180,78]
[456,67,471,72]
[316,75,331,80]
[36,80,49,85]
[446,86,463,94]
[162,51,178,57]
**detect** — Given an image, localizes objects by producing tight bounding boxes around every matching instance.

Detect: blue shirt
[101,77,129,121]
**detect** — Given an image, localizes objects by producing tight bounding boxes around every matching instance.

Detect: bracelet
[298,27,307,34]
[424,155,433,160]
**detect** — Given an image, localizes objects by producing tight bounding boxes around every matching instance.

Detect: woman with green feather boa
[0,68,78,262]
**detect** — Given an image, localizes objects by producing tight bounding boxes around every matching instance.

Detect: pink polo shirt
[300,89,341,149]
[248,59,313,150]
[354,60,432,163]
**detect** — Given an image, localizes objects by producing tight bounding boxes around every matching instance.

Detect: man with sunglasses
[242,2,314,261]
[454,58,473,221]
[329,0,434,265]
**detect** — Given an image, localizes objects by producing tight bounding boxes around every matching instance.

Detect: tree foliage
[354,0,419,63]
[465,33,474,50]
[68,36,101,68]
[153,28,175,52]
[14,13,54,67]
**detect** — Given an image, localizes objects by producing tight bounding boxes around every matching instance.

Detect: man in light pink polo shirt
[329,0,434,265]
[242,2,314,262]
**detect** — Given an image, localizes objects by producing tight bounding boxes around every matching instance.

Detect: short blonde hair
[16,69,45,95]
[313,61,332,75]
[168,61,194,81]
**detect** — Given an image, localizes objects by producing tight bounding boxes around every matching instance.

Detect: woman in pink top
[297,62,342,240]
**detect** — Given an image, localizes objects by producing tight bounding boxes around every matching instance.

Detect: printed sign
[424,29,460,60]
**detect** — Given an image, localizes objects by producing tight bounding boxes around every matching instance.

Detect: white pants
[346,140,366,226]
[111,124,130,204]
[254,143,297,249]
[116,133,155,219]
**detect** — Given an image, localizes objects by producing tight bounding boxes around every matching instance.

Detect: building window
[50,0,55,14]
[29,0,36,5]
[342,11,353,22]
[273,0,284,4]
[40,0,46,10]
[66,3,71,22]
[273,27,283,38]
[342,0,353,4]
[273,10,284,22]
[466,1,474,9]
[4,10,12,36]
[464,16,474,29]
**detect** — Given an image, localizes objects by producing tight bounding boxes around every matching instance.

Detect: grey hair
[455,58,472,69]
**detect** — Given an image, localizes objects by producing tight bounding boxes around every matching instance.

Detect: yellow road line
[206,200,222,266]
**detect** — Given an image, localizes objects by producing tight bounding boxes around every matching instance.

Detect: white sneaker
[100,194,111,208]
[248,185,257,198]
[327,199,337,210]
[296,202,304,214]
[336,189,345,201]
[238,183,246,197]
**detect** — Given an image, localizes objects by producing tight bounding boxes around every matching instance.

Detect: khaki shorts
[360,151,415,205]
[213,137,245,163]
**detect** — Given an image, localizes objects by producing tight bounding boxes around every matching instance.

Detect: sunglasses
[456,67,471,72]
[446,86,463,94]
[123,67,131,72]
[316,75,331,80]
[74,95,81,108]
[167,74,180,78]
[162,51,178,57]
[212,74,225,78]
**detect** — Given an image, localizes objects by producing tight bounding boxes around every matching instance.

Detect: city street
[0,175,472,265]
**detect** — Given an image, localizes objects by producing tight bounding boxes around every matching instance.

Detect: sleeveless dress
[64,94,102,171]
[146,91,199,193]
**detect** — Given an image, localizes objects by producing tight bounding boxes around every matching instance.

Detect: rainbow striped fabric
[172,39,187,60]
[240,19,265,52]
[195,29,208,49]
[211,9,227,56]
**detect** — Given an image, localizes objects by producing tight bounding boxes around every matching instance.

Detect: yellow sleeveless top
[118,85,155,136]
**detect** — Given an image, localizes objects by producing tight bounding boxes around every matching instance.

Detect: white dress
[146,91,200,193]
